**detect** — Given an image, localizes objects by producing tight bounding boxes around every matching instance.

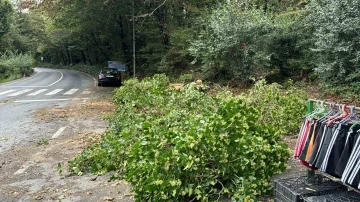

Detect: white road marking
[14,164,32,175]
[0,90,16,95]
[46,89,63,95]
[81,90,91,95]
[52,127,66,139]
[77,71,97,87]
[2,86,47,88]
[7,70,63,88]
[8,89,33,96]
[64,89,79,95]
[14,98,89,103]
[47,71,63,87]
[27,89,48,96]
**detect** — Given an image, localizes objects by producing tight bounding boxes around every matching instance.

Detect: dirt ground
[0,92,308,202]
[0,94,134,202]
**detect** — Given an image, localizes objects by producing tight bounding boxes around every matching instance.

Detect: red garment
[294,119,311,157]
[299,159,318,170]
[295,118,318,169]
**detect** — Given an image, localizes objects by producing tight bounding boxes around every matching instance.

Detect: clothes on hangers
[294,104,360,189]
[307,122,327,165]
[335,129,360,176]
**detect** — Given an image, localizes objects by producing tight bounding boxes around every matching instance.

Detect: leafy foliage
[0,0,13,51]
[305,0,360,83]
[5,12,46,54]
[35,0,220,75]
[240,79,307,136]
[188,1,313,83]
[69,74,291,201]
[189,3,274,82]
[0,51,35,81]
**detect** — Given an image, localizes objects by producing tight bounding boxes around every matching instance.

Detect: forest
[0,0,359,98]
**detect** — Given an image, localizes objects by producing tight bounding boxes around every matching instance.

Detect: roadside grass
[0,74,22,84]
[37,138,49,146]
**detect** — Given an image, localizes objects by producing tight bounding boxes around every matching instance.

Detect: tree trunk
[116,16,130,59]
[90,32,111,62]
[81,50,87,64]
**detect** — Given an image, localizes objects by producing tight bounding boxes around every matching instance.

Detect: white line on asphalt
[77,71,97,87]
[52,127,66,139]
[81,90,91,95]
[2,86,48,88]
[15,98,69,102]
[27,89,48,96]
[47,71,63,87]
[64,89,79,95]
[0,89,16,95]
[14,164,32,175]
[46,89,63,95]
[7,89,33,96]
[14,98,89,103]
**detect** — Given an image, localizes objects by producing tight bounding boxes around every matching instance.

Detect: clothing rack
[308,99,360,112]
[305,99,360,193]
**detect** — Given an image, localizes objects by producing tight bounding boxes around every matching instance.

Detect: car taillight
[116,75,121,79]
[99,74,105,79]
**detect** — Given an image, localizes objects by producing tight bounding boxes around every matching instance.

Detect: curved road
[0,68,131,202]
[0,67,97,152]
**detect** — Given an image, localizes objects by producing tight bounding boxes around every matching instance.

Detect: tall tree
[34,0,220,75]
[0,0,13,52]
[305,0,360,84]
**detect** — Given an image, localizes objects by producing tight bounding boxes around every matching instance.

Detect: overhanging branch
[136,0,167,18]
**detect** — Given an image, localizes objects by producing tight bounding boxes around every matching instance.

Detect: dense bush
[69,64,102,75]
[305,0,360,83]
[69,74,291,201]
[0,51,34,81]
[189,3,274,82]
[240,79,307,136]
[188,1,315,84]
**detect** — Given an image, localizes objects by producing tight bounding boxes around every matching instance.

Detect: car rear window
[101,69,118,74]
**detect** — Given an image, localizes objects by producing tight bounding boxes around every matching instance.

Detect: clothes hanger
[346,106,360,130]
[350,121,360,131]
[324,103,341,121]
[316,100,329,118]
[307,100,328,119]
[318,102,336,121]
[338,106,357,124]
[327,104,350,126]
[305,100,321,118]
[348,105,359,120]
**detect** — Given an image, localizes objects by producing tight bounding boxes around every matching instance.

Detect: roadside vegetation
[0,0,40,83]
[69,74,306,201]
[1,0,359,99]
[1,0,360,200]
[0,51,35,83]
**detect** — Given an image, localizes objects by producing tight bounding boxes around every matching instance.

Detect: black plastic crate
[304,191,360,202]
[274,175,347,202]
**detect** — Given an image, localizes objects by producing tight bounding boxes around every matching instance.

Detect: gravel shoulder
[0,87,134,202]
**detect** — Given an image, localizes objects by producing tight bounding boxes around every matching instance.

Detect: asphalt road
[0,68,134,202]
[0,67,97,152]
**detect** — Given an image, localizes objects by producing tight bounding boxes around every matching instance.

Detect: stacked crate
[274,175,347,202]
[304,191,360,202]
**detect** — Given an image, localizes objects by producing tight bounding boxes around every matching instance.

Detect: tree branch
[136,0,167,18]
